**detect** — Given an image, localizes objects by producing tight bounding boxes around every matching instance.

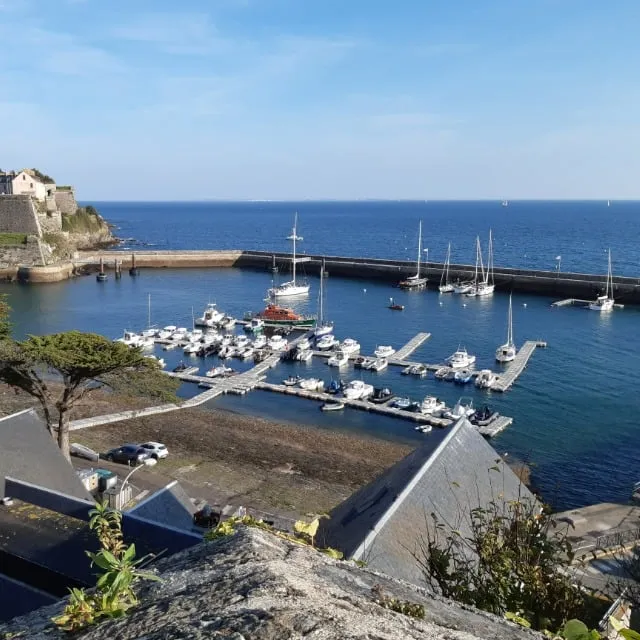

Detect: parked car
[139,442,169,460]
[104,444,151,466]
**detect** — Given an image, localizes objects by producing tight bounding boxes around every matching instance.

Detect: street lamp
[555,255,562,274]
[118,457,157,509]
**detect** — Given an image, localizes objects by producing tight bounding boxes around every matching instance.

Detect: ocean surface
[6,200,640,512]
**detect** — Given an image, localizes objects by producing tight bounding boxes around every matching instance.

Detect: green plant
[52,503,160,632]
[61,207,104,233]
[554,619,601,640]
[371,584,425,619]
[0,233,27,246]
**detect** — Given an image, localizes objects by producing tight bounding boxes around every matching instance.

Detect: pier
[392,332,431,360]
[492,340,547,392]
[552,298,625,309]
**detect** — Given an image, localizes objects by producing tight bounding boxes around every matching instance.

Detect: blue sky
[1,0,640,200]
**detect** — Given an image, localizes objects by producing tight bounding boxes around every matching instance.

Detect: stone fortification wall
[0,237,51,269]
[54,189,78,215]
[0,195,41,235]
[38,211,63,234]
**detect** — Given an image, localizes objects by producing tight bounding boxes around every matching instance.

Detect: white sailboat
[589,249,615,312]
[399,220,428,290]
[268,212,310,298]
[439,242,454,293]
[495,293,517,362]
[465,236,483,296]
[475,230,495,296]
[314,258,333,337]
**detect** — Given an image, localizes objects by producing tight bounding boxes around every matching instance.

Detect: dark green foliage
[30,168,55,183]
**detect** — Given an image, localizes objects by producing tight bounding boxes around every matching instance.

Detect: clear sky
[1,0,639,200]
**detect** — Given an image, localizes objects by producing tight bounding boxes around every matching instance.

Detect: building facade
[0,172,14,195]
[11,170,55,201]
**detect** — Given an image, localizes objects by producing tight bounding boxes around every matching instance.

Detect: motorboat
[240,347,255,360]
[469,405,499,426]
[219,316,236,330]
[173,362,189,373]
[257,303,315,329]
[328,349,349,367]
[446,347,476,369]
[253,334,268,349]
[434,367,449,380]
[371,387,394,404]
[295,349,313,362]
[589,249,615,312]
[355,356,375,370]
[444,397,475,420]
[156,328,172,340]
[183,342,201,355]
[340,338,361,355]
[138,336,155,350]
[219,334,233,346]
[268,335,289,351]
[300,378,324,391]
[321,401,344,411]
[454,369,473,385]
[172,327,188,341]
[140,328,157,338]
[392,397,412,410]
[343,380,374,400]
[190,329,204,342]
[200,333,219,345]
[388,298,404,311]
[374,345,395,359]
[233,335,250,348]
[326,379,343,394]
[370,358,388,372]
[403,363,428,378]
[475,369,498,390]
[195,303,224,327]
[283,375,301,386]
[296,336,311,351]
[268,213,310,299]
[496,293,517,362]
[115,331,141,347]
[415,424,433,434]
[420,396,445,415]
[439,242,454,293]
[247,318,265,332]
[145,355,166,369]
[206,365,234,378]
[398,220,428,290]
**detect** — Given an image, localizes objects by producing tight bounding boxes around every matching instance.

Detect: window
[22,175,26,181]
[29,183,33,188]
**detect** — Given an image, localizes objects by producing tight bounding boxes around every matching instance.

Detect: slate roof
[0,409,90,501]
[317,418,534,587]
[128,480,196,532]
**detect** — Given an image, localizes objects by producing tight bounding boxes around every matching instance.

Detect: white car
[139,441,169,460]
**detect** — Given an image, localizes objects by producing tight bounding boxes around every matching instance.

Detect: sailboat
[502,200,509,207]
[474,230,495,296]
[465,237,483,297]
[495,293,517,362]
[399,220,428,290]
[439,242,454,293]
[589,249,615,312]
[314,258,333,337]
[268,212,310,298]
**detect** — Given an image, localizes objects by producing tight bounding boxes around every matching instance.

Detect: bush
[61,206,104,234]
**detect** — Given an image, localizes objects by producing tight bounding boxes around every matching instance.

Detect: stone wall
[0,237,51,269]
[0,195,41,235]
[38,210,63,234]
[54,189,78,215]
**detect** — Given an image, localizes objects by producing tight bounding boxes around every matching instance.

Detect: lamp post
[118,457,156,509]
[555,256,561,274]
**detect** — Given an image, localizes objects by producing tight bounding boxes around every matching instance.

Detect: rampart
[0,195,41,235]
[53,189,78,215]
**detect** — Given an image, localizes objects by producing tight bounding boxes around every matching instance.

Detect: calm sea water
[6,201,640,511]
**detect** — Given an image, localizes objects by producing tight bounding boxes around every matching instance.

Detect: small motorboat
[370,358,388,372]
[374,345,396,359]
[283,375,301,387]
[420,396,445,415]
[446,347,476,369]
[328,349,349,367]
[247,318,265,333]
[454,369,473,385]
[434,367,450,380]
[371,387,394,404]
[444,397,475,420]
[469,405,499,426]
[321,401,345,412]
[206,365,234,378]
[316,334,339,351]
[326,379,343,394]
[475,369,498,390]
[392,397,412,410]
[183,342,201,355]
[343,380,374,400]
[253,334,268,349]
[355,356,375,370]
[295,349,313,362]
[240,347,255,360]
[340,338,361,355]
[406,364,428,378]
[296,336,312,351]
[414,424,433,433]
[233,335,250,348]
[300,378,324,391]
[268,335,289,351]
[388,298,404,311]
[173,362,189,373]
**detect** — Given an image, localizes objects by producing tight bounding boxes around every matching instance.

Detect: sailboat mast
[292,213,297,286]
[473,237,480,284]
[607,249,612,299]
[507,293,514,347]
[417,220,422,277]
[319,260,324,324]
[488,230,494,285]
[445,242,450,285]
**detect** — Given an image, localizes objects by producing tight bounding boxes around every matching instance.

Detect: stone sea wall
[0,195,41,235]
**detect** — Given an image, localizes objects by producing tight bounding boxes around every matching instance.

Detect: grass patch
[62,206,105,234]
[0,233,27,246]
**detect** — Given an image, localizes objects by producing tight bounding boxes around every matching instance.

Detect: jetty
[392,332,431,360]
[477,416,513,438]
[492,340,547,392]
[552,298,625,309]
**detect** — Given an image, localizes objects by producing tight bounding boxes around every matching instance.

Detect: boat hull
[439,284,454,293]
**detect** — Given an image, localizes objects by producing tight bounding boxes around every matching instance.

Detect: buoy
[523,303,527,308]
[363,288,367,293]
[462,303,467,308]
[439,302,443,306]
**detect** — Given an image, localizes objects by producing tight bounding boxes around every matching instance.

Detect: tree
[0,331,179,460]
[412,470,591,632]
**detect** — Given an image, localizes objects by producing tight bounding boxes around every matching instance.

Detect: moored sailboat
[495,293,517,362]
[399,220,428,290]
[588,249,615,312]
[314,258,334,337]
[268,212,311,299]
[439,242,454,293]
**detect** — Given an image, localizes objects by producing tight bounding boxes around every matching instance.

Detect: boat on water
[321,401,345,411]
[206,365,235,378]
[296,349,313,362]
[370,358,388,372]
[343,380,374,400]
[454,369,473,385]
[444,397,475,420]
[340,338,361,355]
[496,293,517,362]
[268,212,310,299]
[145,355,166,369]
[354,355,372,369]
[475,369,498,389]
[434,366,449,380]
[502,200,509,207]
[326,379,343,394]
[399,220,428,290]
[452,280,474,295]
[439,243,454,293]
[316,333,339,350]
[469,405,499,426]
[240,347,255,360]
[283,375,301,386]
[219,316,236,330]
[246,318,265,332]
[296,336,311,351]
[115,330,141,347]
[195,303,224,327]
[267,334,289,351]
[371,387,394,404]
[299,378,324,391]
[446,347,476,369]
[314,258,334,337]
[415,424,433,434]
[392,397,412,410]
[402,363,428,378]
[388,298,404,311]
[183,342,201,355]
[589,249,615,312]
[328,349,349,367]
[256,303,315,329]
[253,334,267,349]
[420,396,445,415]
[467,233,495,297]
[374,345,395,359]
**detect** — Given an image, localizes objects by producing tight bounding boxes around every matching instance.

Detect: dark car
[104,444,151,465]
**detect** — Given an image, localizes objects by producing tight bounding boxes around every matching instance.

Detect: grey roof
[317,418,534,587]
[128,480,196,532]
[0,409,90,500]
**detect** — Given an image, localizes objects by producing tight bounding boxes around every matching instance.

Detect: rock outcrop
[0,526,539,640]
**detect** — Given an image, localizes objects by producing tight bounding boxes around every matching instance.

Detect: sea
[5,200,640,512]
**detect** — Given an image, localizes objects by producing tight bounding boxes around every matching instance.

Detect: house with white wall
[11,170,55,201]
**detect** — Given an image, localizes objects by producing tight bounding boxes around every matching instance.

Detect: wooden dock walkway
[393,332,431,360]
[492,340,547,392]
[552,298,624,309]
[477,416,513,438]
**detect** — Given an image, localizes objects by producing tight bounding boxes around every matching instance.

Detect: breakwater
[75,249,640,304]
